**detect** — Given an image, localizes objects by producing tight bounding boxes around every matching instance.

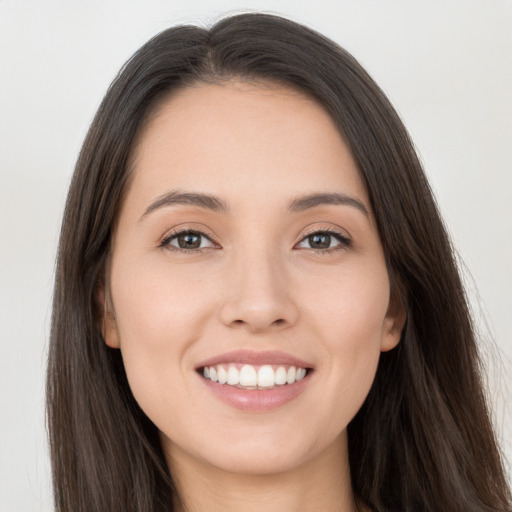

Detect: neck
[166,432,362,512]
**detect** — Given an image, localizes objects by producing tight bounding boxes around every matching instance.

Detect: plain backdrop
[0,1,511,510]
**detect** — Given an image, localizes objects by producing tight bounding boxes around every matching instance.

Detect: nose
[219,248,299,334]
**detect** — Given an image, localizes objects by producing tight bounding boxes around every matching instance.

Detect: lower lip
[199,373,312,412]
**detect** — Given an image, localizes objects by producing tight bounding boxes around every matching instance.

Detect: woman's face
[104,81,403,476]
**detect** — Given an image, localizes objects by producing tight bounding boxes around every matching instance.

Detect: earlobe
[97,285,120,349]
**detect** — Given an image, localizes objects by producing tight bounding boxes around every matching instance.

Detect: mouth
[197,363,312,390]
[194,350,314,410]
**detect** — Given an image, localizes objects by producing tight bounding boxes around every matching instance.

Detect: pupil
[178,233,201,249]
[310,234,330,249]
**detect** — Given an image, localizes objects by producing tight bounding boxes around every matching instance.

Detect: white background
[0,1,510,510]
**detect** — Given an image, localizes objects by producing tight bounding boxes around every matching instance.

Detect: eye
[296,230,351,252]
[161,229,217,252]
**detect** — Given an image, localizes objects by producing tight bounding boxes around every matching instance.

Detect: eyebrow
[140,189,369,221]
[287,192,369,216]
[140,190,229,220]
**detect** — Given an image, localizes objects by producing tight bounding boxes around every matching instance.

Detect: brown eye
[296,230,350,251]
[163,230,216,251]
[308,234,332,249]
[177,232,202,249]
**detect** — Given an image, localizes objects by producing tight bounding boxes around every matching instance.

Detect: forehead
[125,81,369,216]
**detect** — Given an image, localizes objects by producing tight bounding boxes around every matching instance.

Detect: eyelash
[160,227,351,255]
[298,227,351,254]
[160,229,218,254]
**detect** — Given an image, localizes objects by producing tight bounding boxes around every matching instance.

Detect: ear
[380,292,407,352]
[97,284,120,349]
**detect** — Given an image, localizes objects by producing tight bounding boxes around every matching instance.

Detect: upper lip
[195,349,314,369]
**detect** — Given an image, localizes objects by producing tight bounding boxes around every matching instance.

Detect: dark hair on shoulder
[47,12,512,512]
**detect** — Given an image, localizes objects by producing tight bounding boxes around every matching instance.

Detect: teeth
[227,365,240,385]
[296,367,306,381]
[239,364,257,386]
[275,366,287,385]
[203,363,308,388]
[257,365,275,387]
[217,365,227,384]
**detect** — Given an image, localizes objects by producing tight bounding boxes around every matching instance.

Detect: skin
[103,81,405,512]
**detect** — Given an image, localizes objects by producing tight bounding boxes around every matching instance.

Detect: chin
[164,426,343,477]
[208,447,306,476]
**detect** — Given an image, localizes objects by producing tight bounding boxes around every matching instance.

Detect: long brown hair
[47,12,511,512]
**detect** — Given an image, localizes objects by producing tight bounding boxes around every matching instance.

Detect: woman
[46,12,511,512]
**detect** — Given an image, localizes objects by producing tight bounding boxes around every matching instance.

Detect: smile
[195,350,314,411]
[202,363,308,389]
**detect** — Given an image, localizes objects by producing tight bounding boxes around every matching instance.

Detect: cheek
[308,261,390,346]
[109,258,215,414]
[306,264,389,405]
[112,254,214,343]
